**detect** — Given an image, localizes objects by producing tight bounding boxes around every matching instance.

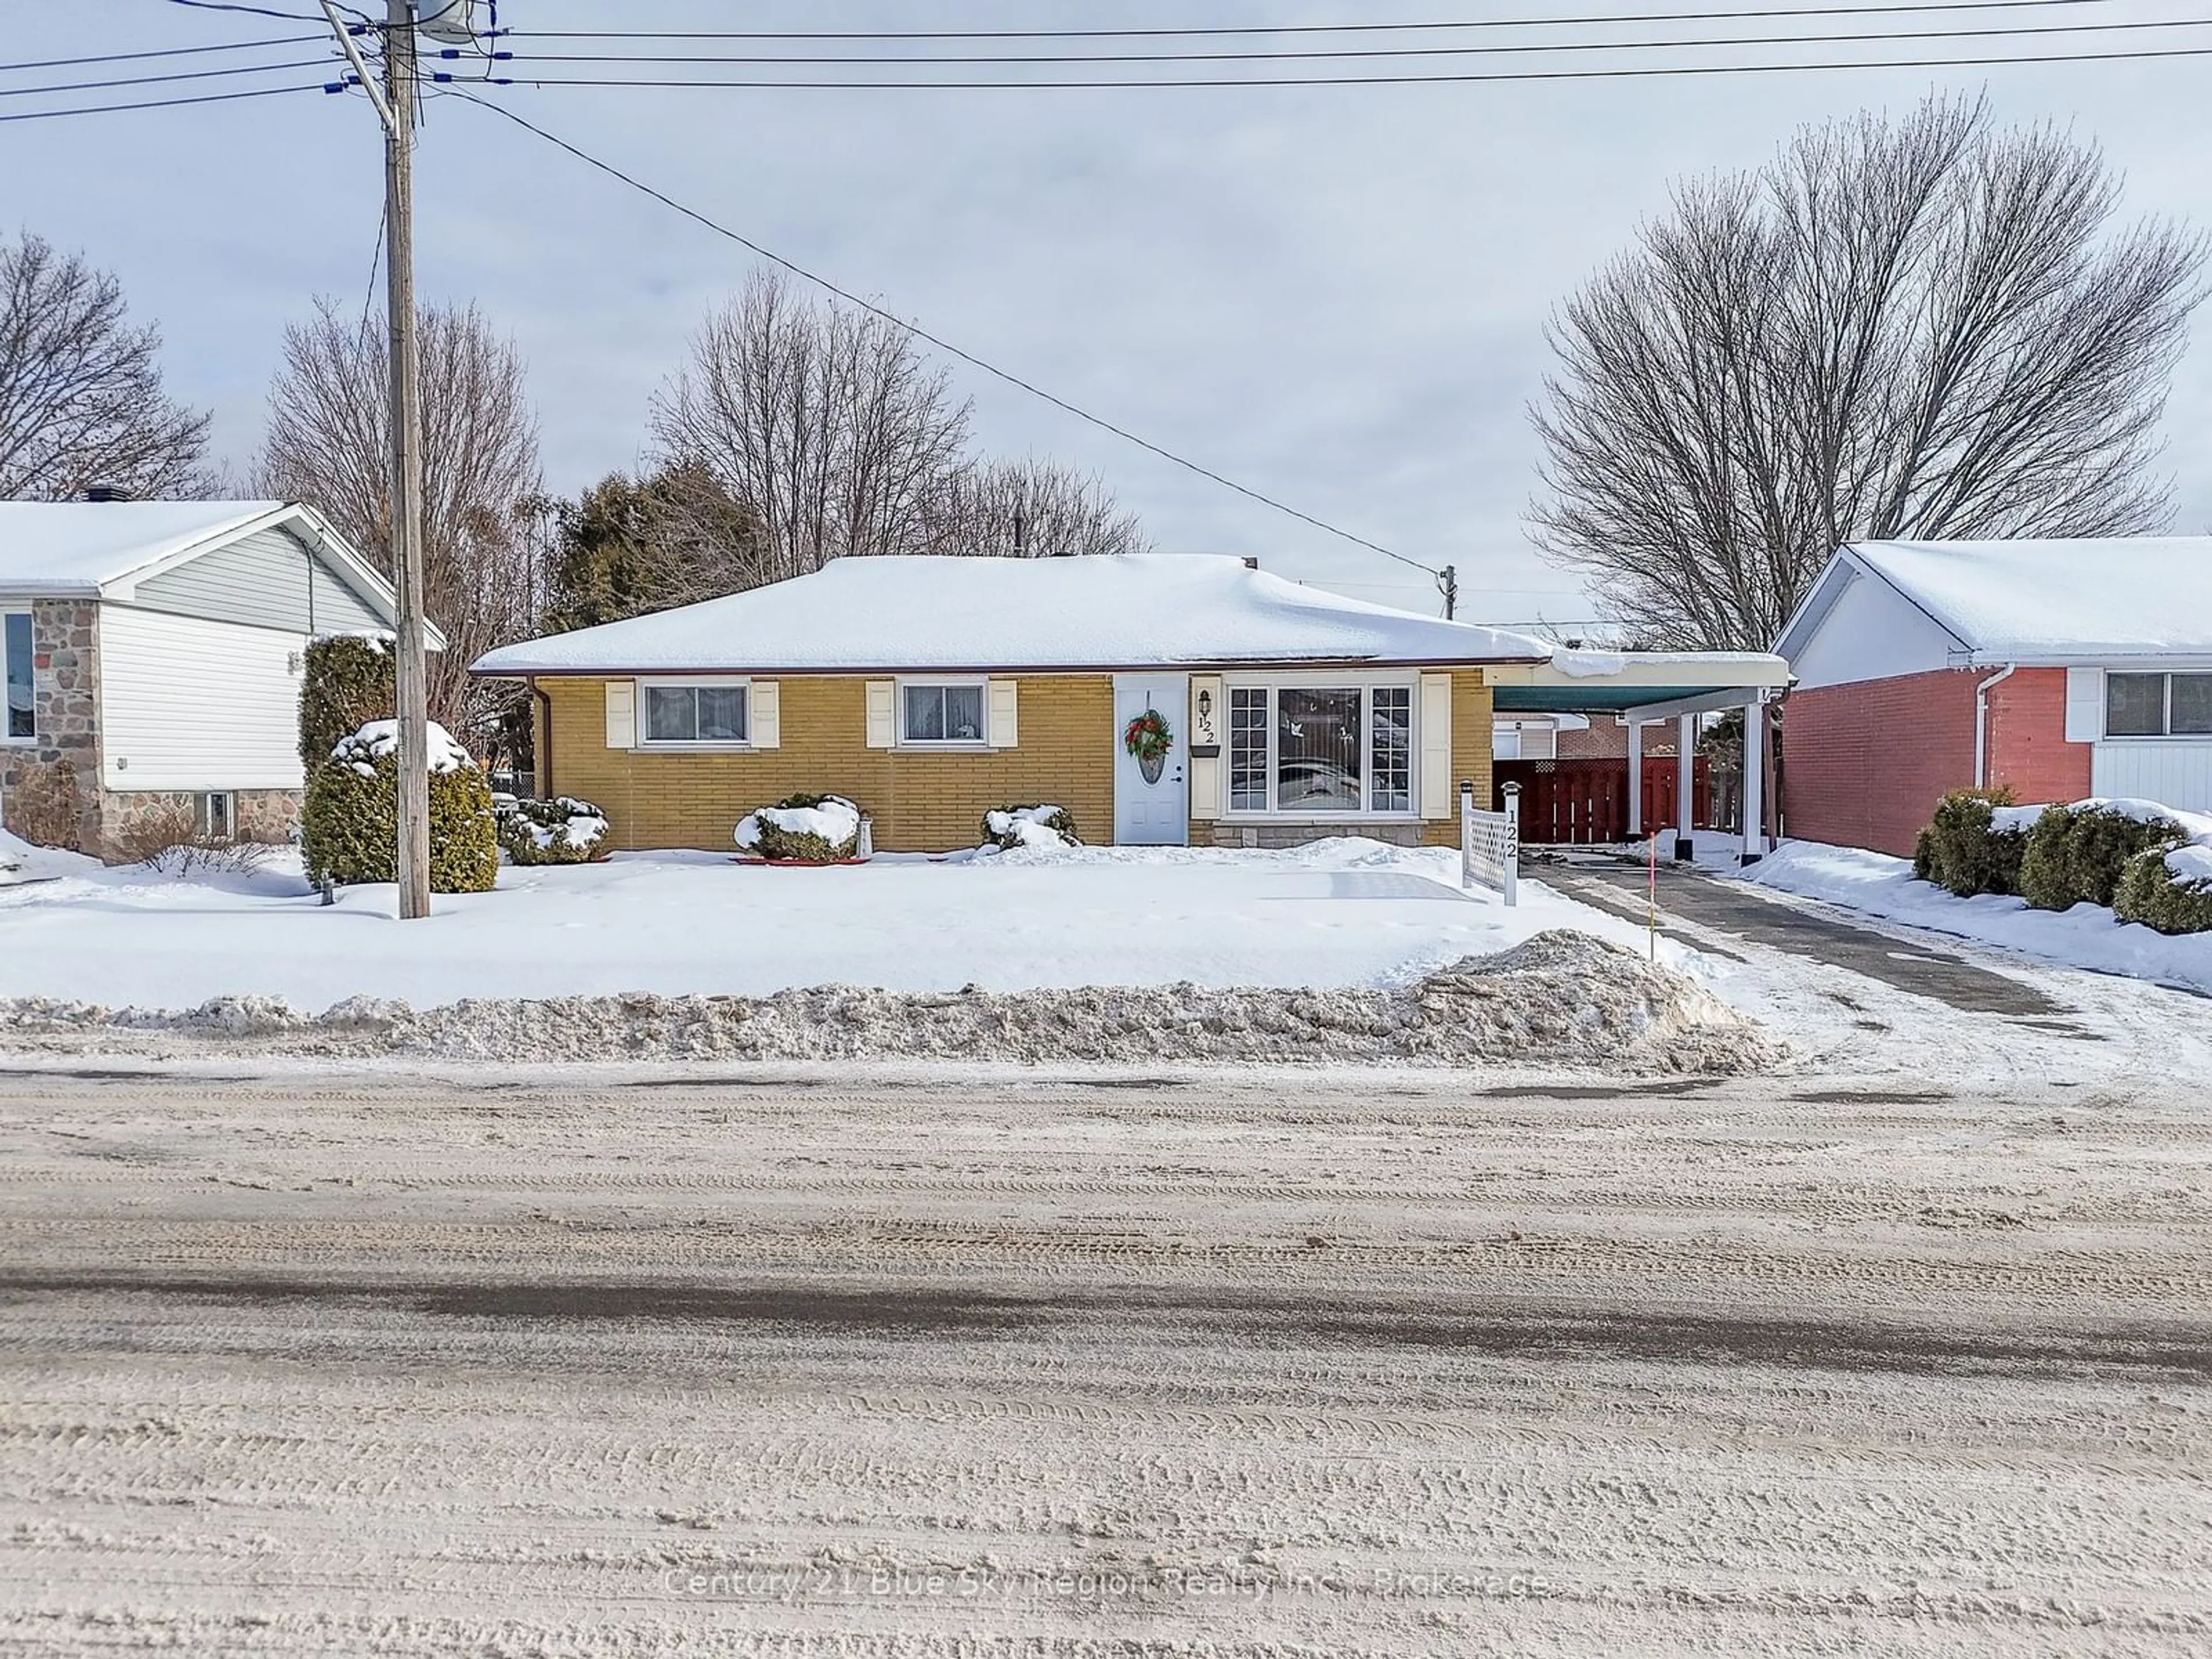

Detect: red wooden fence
[1493,757,1713,846]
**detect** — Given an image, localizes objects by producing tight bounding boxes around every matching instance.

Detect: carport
[1483,652,1791,863]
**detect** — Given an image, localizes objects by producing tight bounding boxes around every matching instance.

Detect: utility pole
[321,1,430,918]
[1438,564,1458,620]
[384,1,431,919]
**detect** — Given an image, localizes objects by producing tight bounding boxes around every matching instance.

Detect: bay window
[1224,680,1416,815]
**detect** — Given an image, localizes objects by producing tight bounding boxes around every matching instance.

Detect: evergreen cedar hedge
[1921,788,2025,898]
[2018,804,2185,912]
[298,635,395,774]
[2114,850,2212,935]
[1915,791,2212,934]
[302,743,499,893]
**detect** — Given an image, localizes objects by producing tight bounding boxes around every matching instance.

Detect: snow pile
[333,719,475,776]
[982,804,1077,852]
[734,796,862,854]
[1740,840,2212,994]
[0,930,1777,1074]
[0,827,102,887]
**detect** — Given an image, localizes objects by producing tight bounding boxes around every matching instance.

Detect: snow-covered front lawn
[0,834,1685,1012]
[1737,840,2212,995]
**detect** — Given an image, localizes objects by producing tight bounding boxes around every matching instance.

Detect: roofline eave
[467,652,1554,680]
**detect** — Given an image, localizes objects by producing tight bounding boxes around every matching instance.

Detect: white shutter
[2064,667,2103,742]
[987,679,1019,749]
[604,680,637,750]
[751,679,780,749]
[865,679,896,748]
[1418,672,1454,818]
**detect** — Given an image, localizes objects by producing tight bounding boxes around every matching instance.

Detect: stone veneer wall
[1,600,103,851]
[2,602,302,861]
[100,789,302,857]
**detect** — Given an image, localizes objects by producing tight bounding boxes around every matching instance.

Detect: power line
[508,0,2118,41]
[0,82,329,123]
[503,13,2207,68]
[0,35,321,73]
[164,0,331,21]
[442,89,1444,580]
[0,58,334,100]
[475,41,2212,89]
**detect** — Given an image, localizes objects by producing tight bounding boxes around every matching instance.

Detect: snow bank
[0,931,1778,1074]
[335,719,474,775]
[1738,840,2212,994]
[0,838,1712,1009]
[0,828,103,887]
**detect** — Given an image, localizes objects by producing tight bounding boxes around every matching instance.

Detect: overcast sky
[10,1,2211,625]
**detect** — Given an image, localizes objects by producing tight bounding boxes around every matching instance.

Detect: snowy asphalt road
[2,1067,2207,1655]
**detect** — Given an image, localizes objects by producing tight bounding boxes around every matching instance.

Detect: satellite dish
[414,0,476,44]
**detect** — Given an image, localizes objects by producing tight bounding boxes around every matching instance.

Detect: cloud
[10,1,2209,617]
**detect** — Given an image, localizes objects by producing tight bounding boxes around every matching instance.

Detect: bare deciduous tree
[255,298,543,740]
[0,232,210,500]
[923,456,1149,559]
[651,270,974,581]
[1530,94,2205,650]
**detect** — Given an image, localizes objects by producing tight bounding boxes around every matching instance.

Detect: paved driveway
[1540,857,2070,1017]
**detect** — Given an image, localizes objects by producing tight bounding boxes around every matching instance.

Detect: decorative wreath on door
[1123,709,1174,784]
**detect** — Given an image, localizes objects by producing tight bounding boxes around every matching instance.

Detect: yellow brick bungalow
[470,554,1554,854]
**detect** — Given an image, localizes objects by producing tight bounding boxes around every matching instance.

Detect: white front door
[1113,674,1190,846]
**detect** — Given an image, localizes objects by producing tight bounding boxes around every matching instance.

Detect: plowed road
[2,1067,2207,1656]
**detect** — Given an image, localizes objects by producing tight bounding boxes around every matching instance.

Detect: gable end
[128,524,387,635]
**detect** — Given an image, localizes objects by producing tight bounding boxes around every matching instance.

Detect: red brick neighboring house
[1773,539,2212,857]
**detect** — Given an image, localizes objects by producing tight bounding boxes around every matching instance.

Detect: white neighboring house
[0,498,437,858]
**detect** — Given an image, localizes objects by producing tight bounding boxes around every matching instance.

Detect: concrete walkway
[1539,857,2069,1017]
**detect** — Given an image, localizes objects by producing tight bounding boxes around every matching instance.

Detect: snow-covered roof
[1779,538,2212,664]
[0,498,440,649]
[472,554,1554,676]
[0,501,282,596]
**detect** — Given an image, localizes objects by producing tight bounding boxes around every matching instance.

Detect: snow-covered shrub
[735,793,862,862]
[497,795,609,866]
[982,804,1080,852]
[2115,844,2212,935]
[297,633,395,775]
[1922,787,2024,897]
[302,719,498,893]
[2020,801,2188,912]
